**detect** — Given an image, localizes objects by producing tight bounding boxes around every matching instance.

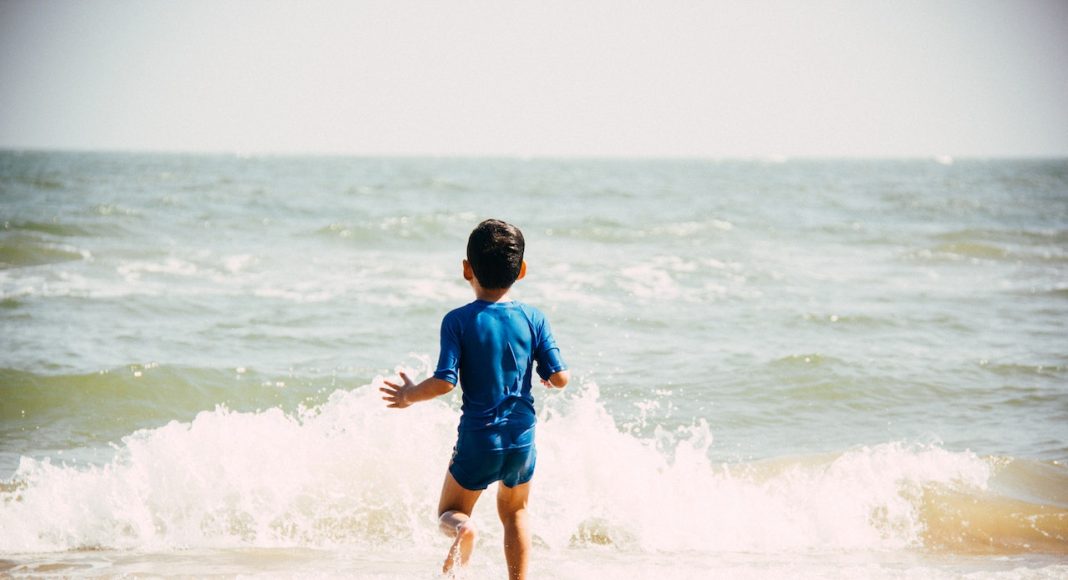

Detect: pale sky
[1,0,1066,157]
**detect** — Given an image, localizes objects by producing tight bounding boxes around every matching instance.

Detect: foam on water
[3,376,1063,558]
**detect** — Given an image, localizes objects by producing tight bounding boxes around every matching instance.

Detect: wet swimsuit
[433,300,566,490]
[449,430,538,490]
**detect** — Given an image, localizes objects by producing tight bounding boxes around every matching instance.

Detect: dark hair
[466,219,525,289]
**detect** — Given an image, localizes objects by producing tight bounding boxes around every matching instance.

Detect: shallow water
[1,152,1066,576]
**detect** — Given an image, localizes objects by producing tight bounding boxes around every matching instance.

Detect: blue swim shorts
[448,439,537,491]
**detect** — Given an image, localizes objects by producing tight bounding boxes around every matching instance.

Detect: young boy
[380,219,569,580]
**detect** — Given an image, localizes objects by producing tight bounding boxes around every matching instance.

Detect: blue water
[1,152,1066,577]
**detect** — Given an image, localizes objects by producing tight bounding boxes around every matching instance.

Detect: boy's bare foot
[442,520,477,575]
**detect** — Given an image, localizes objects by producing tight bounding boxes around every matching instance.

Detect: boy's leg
[438,470,482,574]
[496,480,531,580]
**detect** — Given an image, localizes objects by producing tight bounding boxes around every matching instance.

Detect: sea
[1,151,1066,578]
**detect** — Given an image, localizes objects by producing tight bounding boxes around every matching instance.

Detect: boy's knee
[439,510,477,536]
[439,508,469,520]
[457,519,477,539]
[497,507,528,527]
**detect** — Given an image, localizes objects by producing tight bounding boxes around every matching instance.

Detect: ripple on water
[0,237,89,269]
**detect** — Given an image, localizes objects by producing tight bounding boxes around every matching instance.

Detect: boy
[380,219,569,580]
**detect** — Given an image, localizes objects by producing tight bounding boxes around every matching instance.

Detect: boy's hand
[542,370,570,389]
[380,371,416,408]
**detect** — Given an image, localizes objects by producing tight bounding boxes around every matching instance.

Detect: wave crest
[2,381,1065,555]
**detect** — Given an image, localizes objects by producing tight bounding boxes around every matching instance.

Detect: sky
[1,0,1066,158]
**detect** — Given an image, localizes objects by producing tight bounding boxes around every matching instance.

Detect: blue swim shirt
[433,300,567,437]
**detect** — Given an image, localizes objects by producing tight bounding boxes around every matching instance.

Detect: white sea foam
[252,285,342,304]
[117,257,200,280]
[0,379,994,556]
[619,263,682,300]
[222,254,255,273]
[534,384,993,553]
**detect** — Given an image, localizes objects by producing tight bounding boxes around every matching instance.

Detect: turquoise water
[1,152,1066,577]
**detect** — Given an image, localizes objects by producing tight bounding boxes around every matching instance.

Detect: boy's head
[466,219,525,289]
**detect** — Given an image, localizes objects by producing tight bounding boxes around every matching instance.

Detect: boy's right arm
[380,371,455,408]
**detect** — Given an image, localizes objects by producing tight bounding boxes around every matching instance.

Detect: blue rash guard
[433,299,567,452]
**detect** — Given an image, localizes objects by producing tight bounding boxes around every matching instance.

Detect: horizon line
[2,145,1067,162]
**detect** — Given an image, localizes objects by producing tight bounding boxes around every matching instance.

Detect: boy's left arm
[540,369,570,388]
[380,371,455,408]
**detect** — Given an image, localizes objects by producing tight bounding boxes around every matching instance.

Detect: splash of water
[1,379,1064,555]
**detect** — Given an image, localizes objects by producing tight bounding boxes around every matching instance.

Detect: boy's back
[434,299,565,436]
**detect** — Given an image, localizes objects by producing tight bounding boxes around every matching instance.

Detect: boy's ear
[517,260,527,281]
[462,259,474,281]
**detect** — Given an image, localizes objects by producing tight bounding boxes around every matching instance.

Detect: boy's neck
[474,287,512,303]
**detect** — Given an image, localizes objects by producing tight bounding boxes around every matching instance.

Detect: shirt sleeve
[433,312,462,385]
[534,315,567,381]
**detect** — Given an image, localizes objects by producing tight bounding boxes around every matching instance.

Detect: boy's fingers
[380,376,412,408]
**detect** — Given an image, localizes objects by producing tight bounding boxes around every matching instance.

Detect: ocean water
[0,151,1066,578]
